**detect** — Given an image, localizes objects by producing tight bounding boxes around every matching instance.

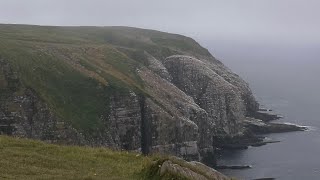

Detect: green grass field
[0,136,233,180]
[0,135,158,180]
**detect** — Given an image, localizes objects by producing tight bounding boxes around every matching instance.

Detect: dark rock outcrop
[244,118,307,134]
[158,158,230,180]
[251,111,282,122]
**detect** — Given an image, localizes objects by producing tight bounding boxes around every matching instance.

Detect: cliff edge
[0,24,260,165]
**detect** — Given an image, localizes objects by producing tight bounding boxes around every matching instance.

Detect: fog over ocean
[200,40,320,180]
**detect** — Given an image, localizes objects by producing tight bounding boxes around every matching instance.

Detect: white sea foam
[281,122,317,131]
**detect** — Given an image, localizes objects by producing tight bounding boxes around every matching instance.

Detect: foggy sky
[1,0,320,45]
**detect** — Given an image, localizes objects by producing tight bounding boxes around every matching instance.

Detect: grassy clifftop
[0,136,230,180]
[0,135,152,179]
[0,24,212,134]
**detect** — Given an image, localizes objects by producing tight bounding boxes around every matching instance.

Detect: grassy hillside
[0,136,153,179]
[1,135,229,180]
[0,24,212,134]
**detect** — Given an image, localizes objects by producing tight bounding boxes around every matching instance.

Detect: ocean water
[202,40,320,180]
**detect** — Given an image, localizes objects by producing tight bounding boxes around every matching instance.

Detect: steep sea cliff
[0,25,304,168]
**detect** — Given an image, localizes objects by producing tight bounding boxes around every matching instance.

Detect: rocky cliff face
[0,54,253,164]
[164,55,246,136]
[0,58,85,144]
[0,25,261,166]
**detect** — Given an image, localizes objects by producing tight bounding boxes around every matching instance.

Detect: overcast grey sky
[0,0,319,45]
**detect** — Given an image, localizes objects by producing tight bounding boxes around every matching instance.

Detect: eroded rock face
[145,52,172,81]
[195,56,259,116]
[71,91,142,150]
[164,55,246,137]
[0,58,85,144]
[0,53,260,164]
[138,67,210,160]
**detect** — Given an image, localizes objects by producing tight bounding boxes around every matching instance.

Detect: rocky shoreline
[244,118,307,134]
[221,109,306,150]
[215,108,307,170]
[216,165,252,170]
